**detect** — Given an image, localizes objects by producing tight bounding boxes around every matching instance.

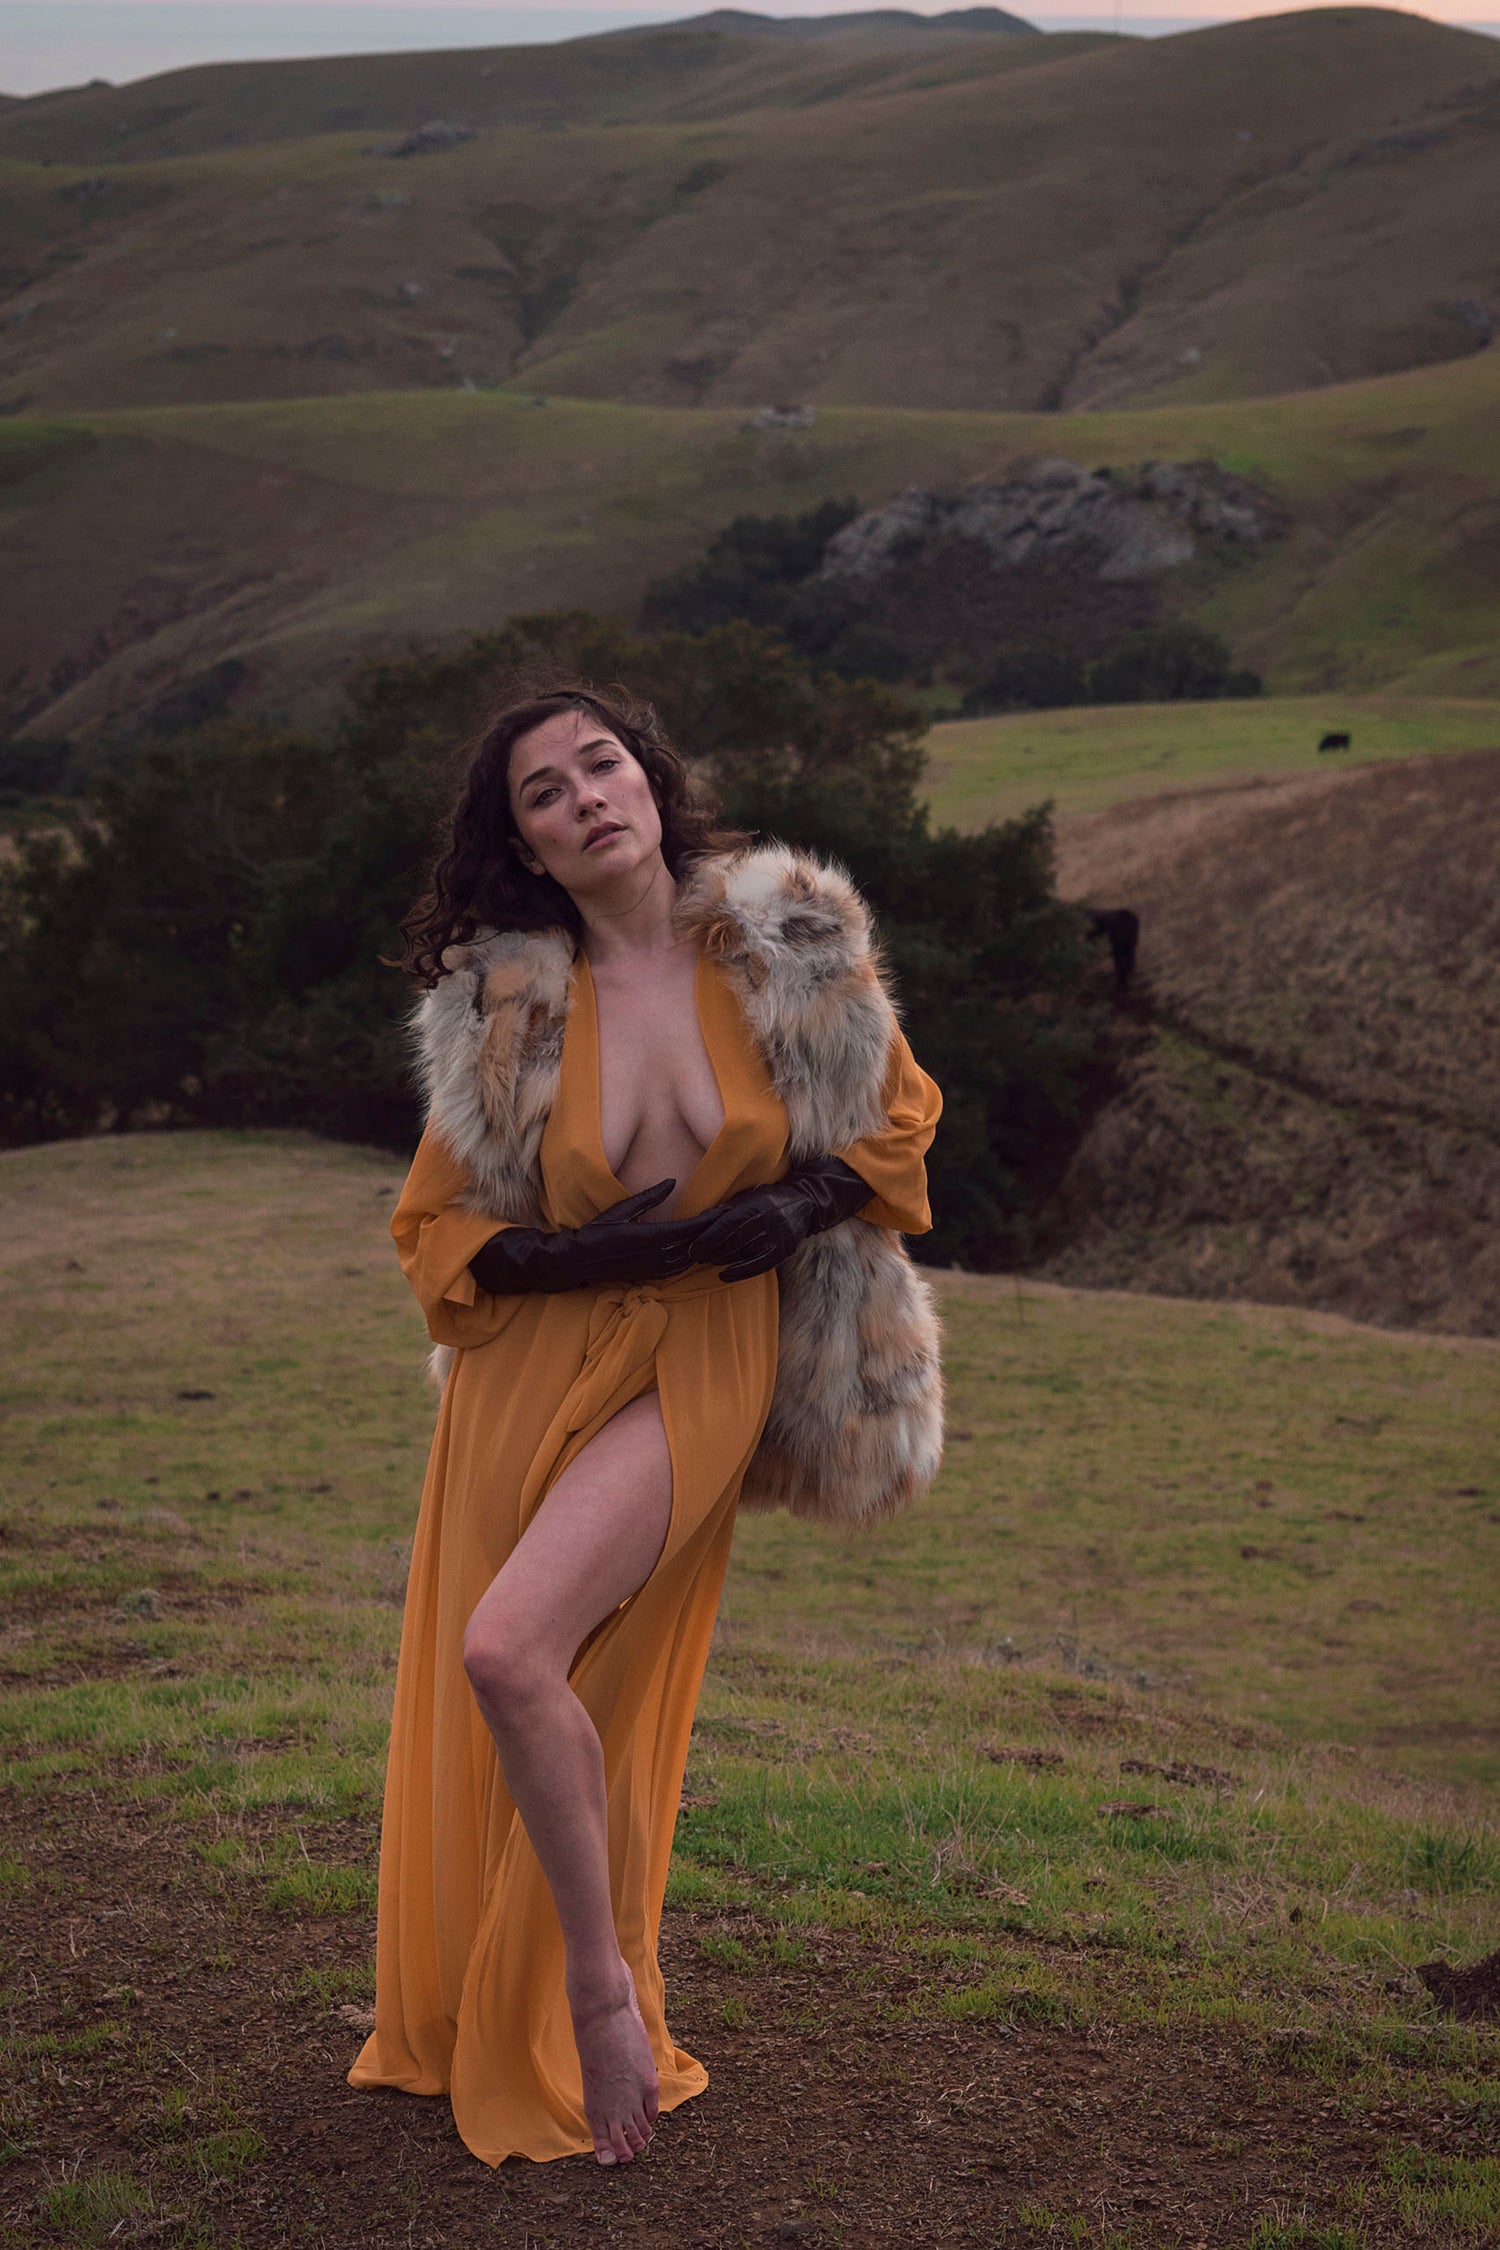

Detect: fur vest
[415,844,944,1526]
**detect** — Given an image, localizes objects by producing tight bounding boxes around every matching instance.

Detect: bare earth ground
[2,1791,1484,2250]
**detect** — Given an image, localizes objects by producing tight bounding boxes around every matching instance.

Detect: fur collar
[415,843,899,1222]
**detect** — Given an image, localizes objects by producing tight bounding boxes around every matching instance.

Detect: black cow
[1318,731,1351,752]
[1087,907,1140,996]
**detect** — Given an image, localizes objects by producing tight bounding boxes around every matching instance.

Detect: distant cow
[1087,907,1140,996]
[1318,730,1351,752]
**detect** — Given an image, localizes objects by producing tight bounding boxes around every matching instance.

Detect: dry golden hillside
[1,11,1497,417]
[1043,747,1500,1335]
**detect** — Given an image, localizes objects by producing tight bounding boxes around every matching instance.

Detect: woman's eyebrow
[517,738,618,795]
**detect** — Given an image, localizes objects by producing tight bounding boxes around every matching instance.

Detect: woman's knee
[461,1609,554,1717]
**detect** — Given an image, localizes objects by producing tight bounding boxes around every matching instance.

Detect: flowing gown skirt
[348,1265,778,2163]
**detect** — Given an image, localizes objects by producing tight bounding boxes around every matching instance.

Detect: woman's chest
[538,949,788,1227]
[590,952,726,1176]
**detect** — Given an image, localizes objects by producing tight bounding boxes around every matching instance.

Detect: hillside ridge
[1,11,1496,425]
[621,8,1040,41]
[1043,748,1500,1337]
[0,9,1066,165]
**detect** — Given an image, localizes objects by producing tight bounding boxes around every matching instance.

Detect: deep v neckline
[577,949,730,1215]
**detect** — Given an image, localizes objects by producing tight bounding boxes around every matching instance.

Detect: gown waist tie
[518,1271,732,1528]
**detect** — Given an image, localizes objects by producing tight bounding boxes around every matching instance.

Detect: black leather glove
[468,1181,705,1295]
[688,1156,872,1284]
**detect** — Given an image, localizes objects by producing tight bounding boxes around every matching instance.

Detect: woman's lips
[584,824,625,850]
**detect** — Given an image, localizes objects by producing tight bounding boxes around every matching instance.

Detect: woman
[349,683,943,2168]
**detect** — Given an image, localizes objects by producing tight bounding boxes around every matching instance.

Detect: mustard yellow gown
[350,946,940,2165]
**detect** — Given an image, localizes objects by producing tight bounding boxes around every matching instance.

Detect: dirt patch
[0,1788,1479,2249]
[1416,1948,1500,2023]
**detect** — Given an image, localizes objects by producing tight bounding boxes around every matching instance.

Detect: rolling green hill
[1,11,1496,420]
[914,693,1500,1347]
[923,695,1500,828]
[5,341,1499,742]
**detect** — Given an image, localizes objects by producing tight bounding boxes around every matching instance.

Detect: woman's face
[506,708,665,897]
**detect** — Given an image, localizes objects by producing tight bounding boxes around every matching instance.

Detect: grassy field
[921,696,1500,829]
[6,1131,1494,1787]
[1,1132,1496,2242]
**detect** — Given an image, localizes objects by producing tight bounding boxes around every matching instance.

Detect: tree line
[0,611,1110,1269]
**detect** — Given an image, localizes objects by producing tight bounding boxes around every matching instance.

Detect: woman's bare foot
[569,1968,660,2165]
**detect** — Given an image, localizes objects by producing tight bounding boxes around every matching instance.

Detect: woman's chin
[570,842,658,891]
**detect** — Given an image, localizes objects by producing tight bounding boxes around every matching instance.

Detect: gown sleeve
[390,1119,530,1350]
[833,1025,941,1235]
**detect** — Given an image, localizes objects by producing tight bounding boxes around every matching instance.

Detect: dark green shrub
[645,501,1260,712]
[1086,620,1260,704]
[641,498,861,640]
[0,736,78,799]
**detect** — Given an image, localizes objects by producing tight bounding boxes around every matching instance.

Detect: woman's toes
[574,1974,658,2167]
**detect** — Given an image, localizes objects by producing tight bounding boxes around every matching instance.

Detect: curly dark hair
[399,680,749,985]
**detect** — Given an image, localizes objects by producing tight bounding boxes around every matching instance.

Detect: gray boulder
[743,403,818,431]
[819,457,1283,586]
[376,121,476,159]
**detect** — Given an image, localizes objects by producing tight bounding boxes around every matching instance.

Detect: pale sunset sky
[2,0,1494,96]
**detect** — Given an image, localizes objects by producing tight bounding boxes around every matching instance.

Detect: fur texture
[412,845,943,1524]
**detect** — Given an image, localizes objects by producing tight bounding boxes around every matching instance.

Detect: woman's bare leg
[461,1389,674,2166]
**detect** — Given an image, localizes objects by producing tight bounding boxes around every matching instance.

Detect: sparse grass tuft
[292,1962,376,2007]
[264,1861,376,1917]
[1379,2147,1500,2238]
[1403,1828,1497,1895]
[1249,2221,1365,2250]
[33,2169,154,2241]
[175,2125,268,2183]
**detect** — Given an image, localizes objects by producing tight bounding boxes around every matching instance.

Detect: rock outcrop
[742,403,817,431]
[819,458,1284,586]
[375,121,476,159]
